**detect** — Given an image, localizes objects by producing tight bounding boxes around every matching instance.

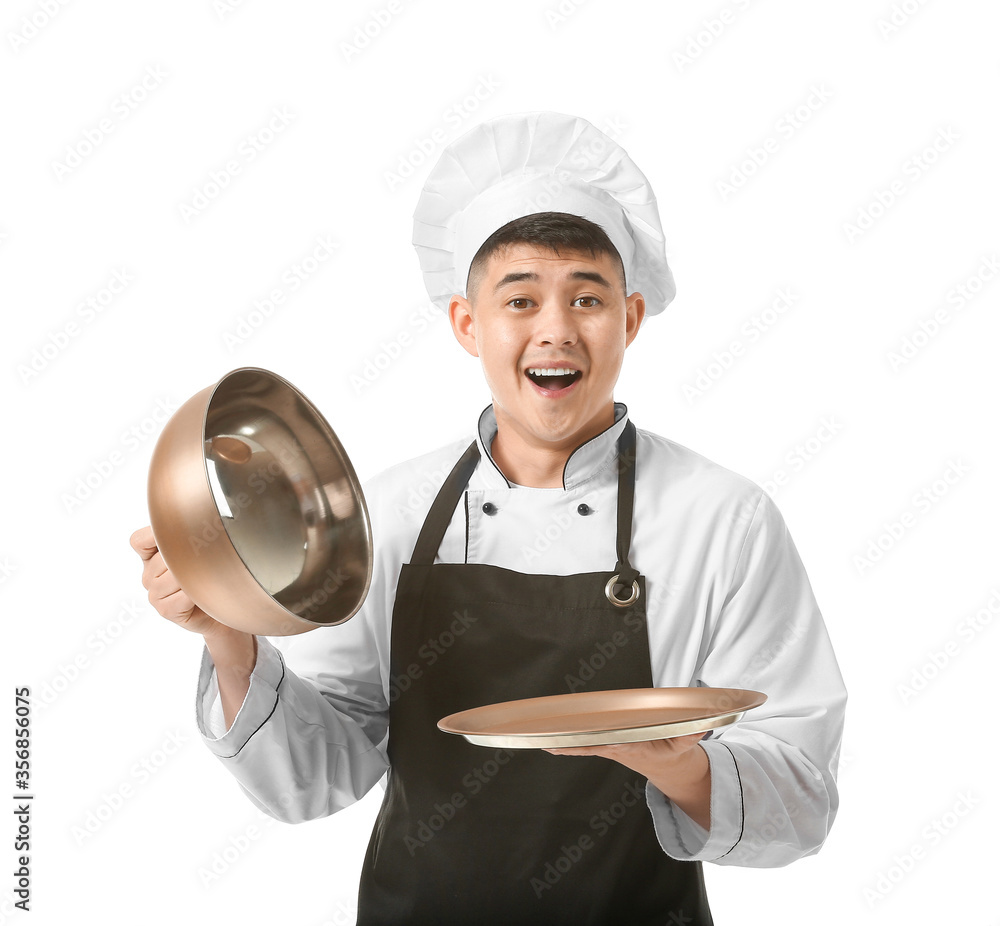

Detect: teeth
[527,368,578,376]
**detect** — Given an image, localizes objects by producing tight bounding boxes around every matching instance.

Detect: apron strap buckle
[606,569,640,607]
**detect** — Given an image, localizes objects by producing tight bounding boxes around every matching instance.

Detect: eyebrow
[492,270,613,293]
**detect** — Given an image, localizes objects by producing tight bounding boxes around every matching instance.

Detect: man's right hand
[129,525,226,638]
[130,525,257,731]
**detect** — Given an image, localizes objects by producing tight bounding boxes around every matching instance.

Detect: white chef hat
[412,111,675,318]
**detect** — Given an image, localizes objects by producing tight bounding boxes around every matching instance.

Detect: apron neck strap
[613,419,639,589]
[409,442,482,566]
[408,420,639,574]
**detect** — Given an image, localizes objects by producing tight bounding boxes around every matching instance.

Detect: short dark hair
[466,212,626,303]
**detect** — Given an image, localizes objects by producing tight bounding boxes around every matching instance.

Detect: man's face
[449,242,645,453]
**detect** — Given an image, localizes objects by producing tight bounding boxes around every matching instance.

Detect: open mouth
[525,367,582,392]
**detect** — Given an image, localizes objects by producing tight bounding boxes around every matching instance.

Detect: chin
[524,413,587,445]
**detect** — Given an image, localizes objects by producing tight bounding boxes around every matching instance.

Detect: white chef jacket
[195,403,847,868]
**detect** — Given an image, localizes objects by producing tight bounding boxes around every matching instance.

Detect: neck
[489,404,616,488]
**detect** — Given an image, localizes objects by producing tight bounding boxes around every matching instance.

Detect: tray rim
[437,686,767,749]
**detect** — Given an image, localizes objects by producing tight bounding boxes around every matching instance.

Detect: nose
[534,299,579,347]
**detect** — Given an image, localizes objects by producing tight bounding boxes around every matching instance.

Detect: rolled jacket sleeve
[645,742,744,861]
[193,613,391,824]
[646,490,847,867]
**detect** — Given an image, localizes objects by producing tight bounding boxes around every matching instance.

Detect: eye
[573,296,601,307]
[507,297,533,309]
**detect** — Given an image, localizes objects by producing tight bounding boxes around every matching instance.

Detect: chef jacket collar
[475,403,630,490]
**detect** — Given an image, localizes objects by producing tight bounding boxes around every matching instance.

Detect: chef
[132,111,846,925]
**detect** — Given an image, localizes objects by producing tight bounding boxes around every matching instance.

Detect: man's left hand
[544,732,712,830]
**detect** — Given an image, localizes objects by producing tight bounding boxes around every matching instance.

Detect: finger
[155,587,196,624]
[669,732,710,747]
[546,741,657,762]
[141,550,168,586]
[543,746,604,757]
[130,526,158,560]
[160,587,196,622]
[148,568,183,606]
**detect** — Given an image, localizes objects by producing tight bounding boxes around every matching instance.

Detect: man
[132,112,846,924]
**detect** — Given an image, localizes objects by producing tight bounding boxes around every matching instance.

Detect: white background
[2,0,998,923]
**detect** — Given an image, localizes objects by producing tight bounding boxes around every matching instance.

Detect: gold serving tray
[438,687,767,748]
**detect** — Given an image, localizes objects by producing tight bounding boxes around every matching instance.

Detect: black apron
[357,421,713,925]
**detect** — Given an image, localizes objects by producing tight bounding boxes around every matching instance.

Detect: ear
[449,294,480,358]
[625,292,646,347]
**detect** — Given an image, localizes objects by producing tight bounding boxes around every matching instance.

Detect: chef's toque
[412,111,675,317]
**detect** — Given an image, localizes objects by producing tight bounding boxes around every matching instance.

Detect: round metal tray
[438,687,767,748]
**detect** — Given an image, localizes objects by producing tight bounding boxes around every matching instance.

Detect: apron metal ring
[605,574,640,607]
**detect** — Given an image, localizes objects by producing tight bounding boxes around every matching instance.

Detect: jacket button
[482,502,498,516]
[577,503,593,516]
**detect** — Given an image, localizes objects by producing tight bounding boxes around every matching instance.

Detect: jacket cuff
[645,739,744,861]
[194,636,285,758]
